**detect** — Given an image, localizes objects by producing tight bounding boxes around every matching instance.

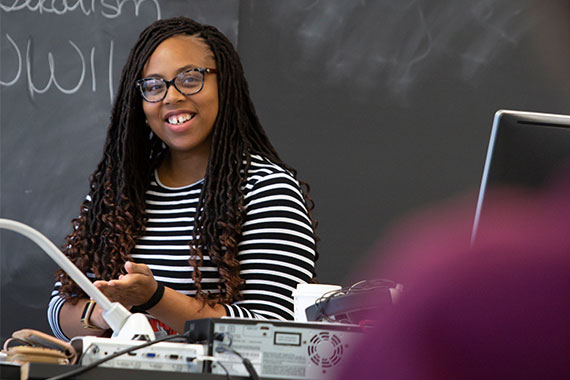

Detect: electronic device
[75,336,205,374]
[471,109,570,243]
[304,281,402,323]
[185,318,365,379]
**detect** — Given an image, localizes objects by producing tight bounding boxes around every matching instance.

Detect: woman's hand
[96,261,226,333]
[94,261,157,310]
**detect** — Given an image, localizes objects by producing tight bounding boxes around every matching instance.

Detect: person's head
[108,17,276,185]
[58,17,315,303]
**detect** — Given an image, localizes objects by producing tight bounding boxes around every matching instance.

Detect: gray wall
[1,0,569,341]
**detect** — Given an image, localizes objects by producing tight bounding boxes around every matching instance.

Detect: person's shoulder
[245,154,298,189]
[247,154,292,177]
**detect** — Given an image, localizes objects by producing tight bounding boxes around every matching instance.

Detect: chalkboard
[1,0,569,342]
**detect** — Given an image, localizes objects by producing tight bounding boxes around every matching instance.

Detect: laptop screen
[471,109,570,244]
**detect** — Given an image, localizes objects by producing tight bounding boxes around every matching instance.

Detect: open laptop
[471,109,570,244]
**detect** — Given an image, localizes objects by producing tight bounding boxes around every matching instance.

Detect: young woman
[47,17,317,340]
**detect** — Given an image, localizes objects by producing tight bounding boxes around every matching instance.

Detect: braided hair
[57,17,317,305]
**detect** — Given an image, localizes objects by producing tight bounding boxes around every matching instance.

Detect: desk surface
[2,362,264,380]
[2,362,295,380]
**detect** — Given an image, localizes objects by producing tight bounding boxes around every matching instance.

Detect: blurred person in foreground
[334,172,570,380]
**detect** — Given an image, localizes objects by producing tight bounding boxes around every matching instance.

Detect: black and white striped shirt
[48,155,317,340]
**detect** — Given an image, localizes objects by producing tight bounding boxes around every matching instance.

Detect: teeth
[167,114,193,125]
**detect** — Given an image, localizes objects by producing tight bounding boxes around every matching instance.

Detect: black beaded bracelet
[131,282,165,313]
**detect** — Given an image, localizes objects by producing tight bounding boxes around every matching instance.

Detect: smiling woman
[46,17,318,340]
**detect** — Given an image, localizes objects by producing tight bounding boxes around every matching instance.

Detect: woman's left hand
[94,261,157,309]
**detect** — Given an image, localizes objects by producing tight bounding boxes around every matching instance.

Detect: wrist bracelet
[81,299,104,330]
[131,282,164,313]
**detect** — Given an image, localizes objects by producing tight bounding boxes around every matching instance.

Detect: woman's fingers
[92,265,156,307]
[125,261,153,275]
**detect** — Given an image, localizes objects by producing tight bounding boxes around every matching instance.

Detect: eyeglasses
[135,67,217,103]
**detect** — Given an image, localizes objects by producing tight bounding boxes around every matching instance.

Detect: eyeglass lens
[140,70,204,102]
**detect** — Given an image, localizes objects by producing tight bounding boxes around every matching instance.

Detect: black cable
[215,360,232,380]
[214,338,260,380]
[314,289,344,322]
[45,333,188,380]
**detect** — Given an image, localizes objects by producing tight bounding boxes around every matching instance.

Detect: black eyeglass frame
[135,67,217,103]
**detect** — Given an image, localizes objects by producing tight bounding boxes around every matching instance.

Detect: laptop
[471,109,570,244]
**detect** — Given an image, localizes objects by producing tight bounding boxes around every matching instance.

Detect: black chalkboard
[2,0,569,342]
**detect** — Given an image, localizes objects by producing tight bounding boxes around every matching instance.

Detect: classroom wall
[1,0,569,341]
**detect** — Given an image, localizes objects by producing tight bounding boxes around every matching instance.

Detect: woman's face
[141,35,218,158]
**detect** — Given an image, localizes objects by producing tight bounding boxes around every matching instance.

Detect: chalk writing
[0,0,160,102]
[0,34,22,86]
[108,39,114,102]
[90,46,96,92]
[101,0,161,19]
[1,34,116,103]
[0,0,95,15]
[0,0,161,19]
[26,39,86,96]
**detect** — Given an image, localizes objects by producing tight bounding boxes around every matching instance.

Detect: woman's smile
[164,110,196,132]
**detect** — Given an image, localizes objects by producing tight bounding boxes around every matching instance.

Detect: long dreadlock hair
[57,17,317,305]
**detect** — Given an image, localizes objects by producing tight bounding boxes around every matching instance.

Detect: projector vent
[307,332,344,368]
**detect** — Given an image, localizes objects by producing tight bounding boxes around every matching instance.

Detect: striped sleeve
[223,159,317,320]
[47,282,70,341]
[47,272,96,342]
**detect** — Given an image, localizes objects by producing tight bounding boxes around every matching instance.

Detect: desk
[2,362,293,380]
